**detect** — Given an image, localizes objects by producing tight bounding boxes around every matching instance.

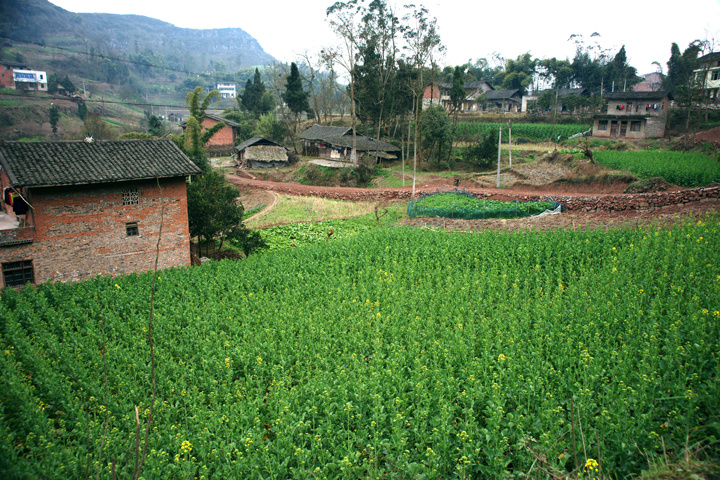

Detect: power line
[0,92,230,113]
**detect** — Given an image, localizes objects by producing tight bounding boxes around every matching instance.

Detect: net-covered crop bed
[1,218,719,479]
[595,150,720,187]
[408,191,563,219]
[456,122,590,141]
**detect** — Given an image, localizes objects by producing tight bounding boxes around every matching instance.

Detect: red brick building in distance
[0,61,28,89]
[0,139,201,287]
[183,113,241,156]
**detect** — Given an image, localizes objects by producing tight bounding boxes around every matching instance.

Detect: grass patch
[101,117,124,127]
[246,194,379,229]
[242,204,266,220]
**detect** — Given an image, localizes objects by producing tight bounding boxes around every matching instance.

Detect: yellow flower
[181,440,193,454]
[497,353,507,362]
[584,458,599,472]
[115,284,121,290]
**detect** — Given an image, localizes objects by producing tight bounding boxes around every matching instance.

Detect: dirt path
[244,191,279,223]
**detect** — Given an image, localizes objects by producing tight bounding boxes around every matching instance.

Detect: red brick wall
[0,65,15,89]
[0,177,192,287]
[201,117,235,148]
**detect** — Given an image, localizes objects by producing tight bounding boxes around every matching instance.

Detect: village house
[299,125,400,163]
[235,137,289,169]
[592,91,672,139]
[182,113,240,156]
[0,139,200,287]
[694,52,720,105]
[633,72,664,92]
[423,81,494,111]
[0,60,28,89]
[484,89,523,113]
[13,69,48,92]
[523,87,590,113]
[217,82,237,99]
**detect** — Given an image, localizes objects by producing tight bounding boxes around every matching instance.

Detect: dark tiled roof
[698,52,720,64]
[557,87,588,97]
[205,113,240,128]
[181,113,240,128]
[0,139,201,188]
[323,134,399,153]
[465,81,493,91]
[485,89,521,100]
[299,125,353,140]
[603,90,672,100]
[236,137,287,152]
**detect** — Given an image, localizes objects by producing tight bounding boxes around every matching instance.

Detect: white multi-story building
[13,70,48,91]
[217,82,237,99]
[694,52,720,105]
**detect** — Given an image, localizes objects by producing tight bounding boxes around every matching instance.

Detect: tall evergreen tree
[606,45,639,92]
[241,68,266,116]
[449,66,466,113]
[49,104,60,135]
[283,62,310,153]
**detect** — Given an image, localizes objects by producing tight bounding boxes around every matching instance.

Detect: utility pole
[508,120,512,168]
[496,127,502,188]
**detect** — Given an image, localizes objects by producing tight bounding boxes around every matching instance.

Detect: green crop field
[1,217,719,479]
[594,150,720,187]
[456,123,590,141]
[408,192,561,219]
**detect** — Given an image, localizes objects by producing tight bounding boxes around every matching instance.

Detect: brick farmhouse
[183,113,240,156]
[0,139,201,287]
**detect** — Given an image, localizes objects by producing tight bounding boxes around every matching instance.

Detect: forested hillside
[0,0,276,73]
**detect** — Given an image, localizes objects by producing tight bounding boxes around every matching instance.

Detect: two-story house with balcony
[592,91,672,139]
[0,139,200,287]
[217,83,237,99]
[12,69,48,91]
[694,52,720,105]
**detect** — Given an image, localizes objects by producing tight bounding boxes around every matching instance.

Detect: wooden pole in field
[508,121,512,168]
[496,127,502,188]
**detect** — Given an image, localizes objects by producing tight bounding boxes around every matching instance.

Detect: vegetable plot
[594,150,720,187]
[408,190,563,219]
[456,123,590,141]
[1,217,719,479]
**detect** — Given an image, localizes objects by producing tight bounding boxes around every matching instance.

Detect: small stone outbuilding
[235,137,289,169]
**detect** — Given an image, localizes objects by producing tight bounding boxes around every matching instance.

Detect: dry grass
[245,194,378,229]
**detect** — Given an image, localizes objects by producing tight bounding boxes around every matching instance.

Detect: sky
[50,0,720,76]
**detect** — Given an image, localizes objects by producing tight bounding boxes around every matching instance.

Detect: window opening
[2,260,34,287]
[126,222,139,236]
[122,188,139,206]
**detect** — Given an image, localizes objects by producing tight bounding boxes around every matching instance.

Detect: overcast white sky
[50,0,720,75]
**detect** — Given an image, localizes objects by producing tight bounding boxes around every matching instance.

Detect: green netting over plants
[407,189,565,219]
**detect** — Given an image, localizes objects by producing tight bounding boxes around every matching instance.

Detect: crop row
[594,150,720,187]
[408,191,561,219]
[456,123,591,141]
[1,217,719,479]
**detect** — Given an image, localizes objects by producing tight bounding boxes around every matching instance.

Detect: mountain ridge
[0,0,277,71]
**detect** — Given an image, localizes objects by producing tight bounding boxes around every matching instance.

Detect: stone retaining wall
[255,183,720,213]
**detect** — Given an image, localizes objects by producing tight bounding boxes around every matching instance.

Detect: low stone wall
[276,185,720,213]
[528,186,720,213]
